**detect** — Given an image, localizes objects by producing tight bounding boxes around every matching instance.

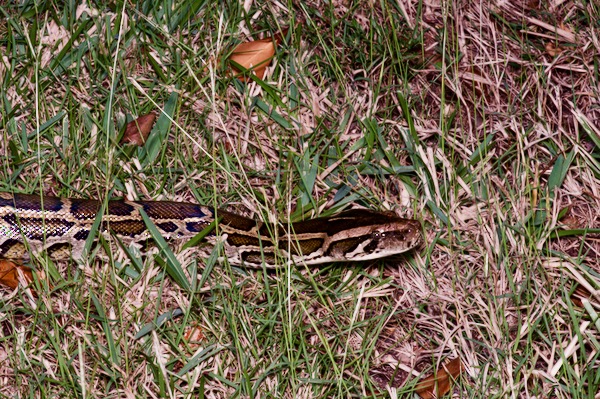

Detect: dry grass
[0,0,599,397]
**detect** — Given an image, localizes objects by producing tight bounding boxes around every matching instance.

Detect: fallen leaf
[559,214,579,229]
[0,260,34,290]
[229,38,275,80]
[272,28,289,46]
[415,357,465,399]
[121,112,157,146]
[571,284,593,308]
[227,29,288,81]
[183,323,205,351]
[228,29,290,81]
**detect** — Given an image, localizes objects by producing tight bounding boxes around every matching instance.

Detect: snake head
[363,219,423,258]
[315,211,422,263]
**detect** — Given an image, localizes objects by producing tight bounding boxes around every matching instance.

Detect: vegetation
[0,0,599,397]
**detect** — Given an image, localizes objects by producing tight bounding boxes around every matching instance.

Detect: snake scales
[0,193,422,268]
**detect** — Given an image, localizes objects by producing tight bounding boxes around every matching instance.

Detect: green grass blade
[139,208,190,291]
[548,150,575,193]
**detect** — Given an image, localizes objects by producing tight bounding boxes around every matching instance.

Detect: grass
[1,0,599,397]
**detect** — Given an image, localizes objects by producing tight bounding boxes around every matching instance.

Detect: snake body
[0,193,421,268]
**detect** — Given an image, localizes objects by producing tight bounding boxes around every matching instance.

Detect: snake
[0,193,422,268]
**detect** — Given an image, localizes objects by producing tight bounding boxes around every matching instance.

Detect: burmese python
[0,193,422,268]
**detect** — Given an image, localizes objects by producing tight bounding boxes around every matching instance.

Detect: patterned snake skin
[0,193,422,267]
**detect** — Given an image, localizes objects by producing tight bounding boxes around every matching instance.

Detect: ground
[0,1,599,398]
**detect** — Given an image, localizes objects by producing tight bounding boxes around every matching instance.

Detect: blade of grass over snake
[81,200,107,262]
[4,1,598,396]
[139,208,190,291]
[181,218,218,250]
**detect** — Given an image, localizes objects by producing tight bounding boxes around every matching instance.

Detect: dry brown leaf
[121,112,157,146]
[229,37,276,81]
[0,260,34,290]
[571,284,592,308]
[415,357,465,399]
[183,323,205,351]
[561,215,587,230]
[272,28,288,46]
